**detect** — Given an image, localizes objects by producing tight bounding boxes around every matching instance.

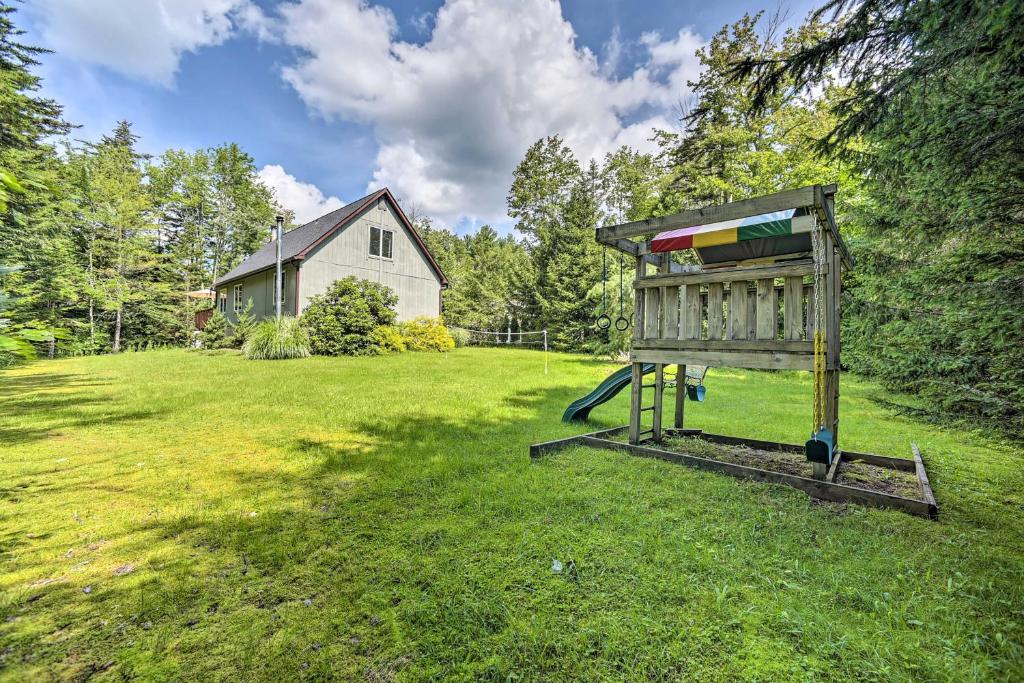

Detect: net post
[544,329,548,375]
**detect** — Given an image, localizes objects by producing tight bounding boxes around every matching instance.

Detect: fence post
[544,329,548,375]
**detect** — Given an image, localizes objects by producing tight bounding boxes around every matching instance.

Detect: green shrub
[449,327,472,348]
[229,298,257,348]
[198,311,230,349]
[301,277,398,356]
[243,316,310,360]
[370,325,406,354]
[400,316,455,352]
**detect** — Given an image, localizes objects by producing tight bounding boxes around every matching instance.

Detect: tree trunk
[112,306,122,353]
[47,300,55,359]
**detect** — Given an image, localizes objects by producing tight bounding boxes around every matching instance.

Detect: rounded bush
[243,316,310,360]
[400,316,455,352]
[370,325,406,353]
[301,277,398,356]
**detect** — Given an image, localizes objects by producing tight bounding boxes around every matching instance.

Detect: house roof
[215,188,448,288]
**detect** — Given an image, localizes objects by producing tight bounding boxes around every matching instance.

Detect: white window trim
[369,225,394,261]
[218,290,227,313]
[233,284,242,312]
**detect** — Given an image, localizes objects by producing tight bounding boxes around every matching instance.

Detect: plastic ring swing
[613,253,631,331]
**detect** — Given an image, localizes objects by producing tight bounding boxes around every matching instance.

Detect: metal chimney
[275,215,284,318]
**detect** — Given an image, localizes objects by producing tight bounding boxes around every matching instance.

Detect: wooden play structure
[533,185,938,518]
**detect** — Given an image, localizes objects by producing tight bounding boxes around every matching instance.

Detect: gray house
[214,188,448,324]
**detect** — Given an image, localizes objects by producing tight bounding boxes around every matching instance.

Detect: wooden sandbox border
[531,427,938,519]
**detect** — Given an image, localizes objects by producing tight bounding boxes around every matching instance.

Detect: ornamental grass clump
[243,316,310,360]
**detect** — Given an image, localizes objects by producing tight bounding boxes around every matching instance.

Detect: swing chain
[811,213,827,433]
[596,247,612,330]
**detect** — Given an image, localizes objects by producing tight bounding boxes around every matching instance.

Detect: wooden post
[633,257,645,344]
[653,364,664,442]
[675,364,686,429]
[629,256,646,445]
[825,232,841,452]
[660,256,677,339]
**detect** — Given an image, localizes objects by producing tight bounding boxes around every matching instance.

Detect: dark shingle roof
[215,190,382,286]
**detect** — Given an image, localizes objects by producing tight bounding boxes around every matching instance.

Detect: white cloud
[257,164,345,224]
[27,0,263,86]
[274,0,703,226]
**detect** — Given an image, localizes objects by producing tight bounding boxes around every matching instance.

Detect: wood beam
[634,260,815,289]
[596,185,823,242]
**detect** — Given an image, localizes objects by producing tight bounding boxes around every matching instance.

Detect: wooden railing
[630,260,822,370]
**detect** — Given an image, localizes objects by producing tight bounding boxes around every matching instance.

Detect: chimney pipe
[275,215,284,319]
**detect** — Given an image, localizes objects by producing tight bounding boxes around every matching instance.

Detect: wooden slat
[729,281,749,340]
[596,186,822,242]
[633,339,812,353]
[662,286,679,340]
[804,284,815,342]
[630,348,813,371]
[840,449,916,472]
[635,260,814,289]
[746,289,756,340]
[644,287,660,339]
[683,284,701,340]
[911,443,938,517]
[756,278,776,340]
[706,282,724,341]
[784,276,804,341]
[826,452,843,483]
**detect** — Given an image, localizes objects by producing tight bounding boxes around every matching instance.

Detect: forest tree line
[2,1,1021,435]
[0,2,281,355]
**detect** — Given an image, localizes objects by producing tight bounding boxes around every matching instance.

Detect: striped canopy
[651,209,814,253]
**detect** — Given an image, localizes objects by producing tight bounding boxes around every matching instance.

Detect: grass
[0,347,1022,681]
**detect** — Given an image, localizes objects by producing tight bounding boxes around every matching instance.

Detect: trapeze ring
[614,316,630,331]
[596,314,612,330]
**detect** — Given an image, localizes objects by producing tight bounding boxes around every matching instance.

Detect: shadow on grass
[0,368,152,446]
[3,373,1021,681]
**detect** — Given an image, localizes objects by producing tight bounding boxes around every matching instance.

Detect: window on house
[233,284,243,312]
[218,290,227,313]
[370,226,394,259]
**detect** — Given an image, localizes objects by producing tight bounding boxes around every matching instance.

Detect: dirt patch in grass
[661,435,814,478]
[838,460,922,498]
[630,435,923,499]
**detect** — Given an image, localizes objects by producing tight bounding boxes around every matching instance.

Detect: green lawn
[1,348,1022,681]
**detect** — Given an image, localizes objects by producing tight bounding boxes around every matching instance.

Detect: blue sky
[21,0,819,232]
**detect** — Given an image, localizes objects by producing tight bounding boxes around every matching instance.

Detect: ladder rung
[641,383,657,389]
[638,429,654,436]
[639,406,655,412]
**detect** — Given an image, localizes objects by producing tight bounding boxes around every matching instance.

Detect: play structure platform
[533,185,938,518]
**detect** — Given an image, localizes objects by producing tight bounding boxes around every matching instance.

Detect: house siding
[300,197,442,320]
[217,263,296,325]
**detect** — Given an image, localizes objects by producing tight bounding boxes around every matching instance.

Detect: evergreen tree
[0,3,76,355]
[735,0,1024,434]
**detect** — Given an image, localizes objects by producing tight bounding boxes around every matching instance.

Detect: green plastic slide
[562,363,656,423]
